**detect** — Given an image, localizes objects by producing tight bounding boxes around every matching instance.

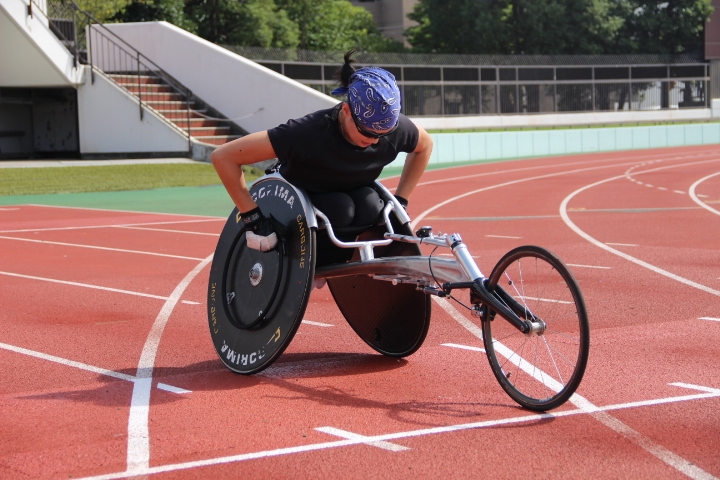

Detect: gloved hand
[394,195,409,210]
[241,207,278,252]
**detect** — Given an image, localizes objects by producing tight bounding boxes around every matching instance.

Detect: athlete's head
[332,50,401,134]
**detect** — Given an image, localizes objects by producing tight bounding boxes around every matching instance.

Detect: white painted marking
[316,426,409,452]
[0,270,169,300]
[0,218,222,234]
[157,383,192,394]
[671,382,720,394]
[657,186,668,191]
[689,172,720,216]
[518,295,573,305]
[127,254,213,473]
[181,300,201,305]
[74,385,720,480]
[566,263,612,269]
[0,342,136,382]
[115,226,219,236]
[486,234,522,239]
[0,235,205,261]
[301,320,334,327]
[560,160,720,299]
[434,297,718,480]
[0,207,20,211]
[699,317,720,322]
[645,184,654,188]
[0,342,190,396]
[442,343,485,353]
[674,190,686,194]
[606,242,639,247]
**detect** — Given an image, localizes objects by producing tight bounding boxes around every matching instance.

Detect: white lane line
[0,218,222,234]
[410,153,719,231]
[0,207,20,211]
[671,382,720,394]
[0,235,205,261]
[74,385,720,480]
[24,203,226,219]
[126,254,213,474]
[442,343,486,353]
[0,342,190,394]
[485,234,522,239]
[689,172,720,216]
[0,270,169,301]
[674,190,687,194]
[560,160,720,299]
[114,226,219,237]
[518,295,573,305]
[433,297,717,480]
[157,383,192,394]
[301,320,334,327]
[566,263,612,269]
[181,300,201,305]
[0,342,136,382]
[315,426,409,452]
[699,317,720,322]
[606,242,639,247]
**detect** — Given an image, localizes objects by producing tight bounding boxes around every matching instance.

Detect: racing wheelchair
[207,173,589,411]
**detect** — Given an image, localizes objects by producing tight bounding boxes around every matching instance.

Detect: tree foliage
[274,0,404,51]
[406,0,713,55]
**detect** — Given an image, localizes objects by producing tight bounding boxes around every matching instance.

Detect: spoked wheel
[481,245,589,411]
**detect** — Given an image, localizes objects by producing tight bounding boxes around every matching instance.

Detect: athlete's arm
[395,125,433,201]
[210,131,277,212]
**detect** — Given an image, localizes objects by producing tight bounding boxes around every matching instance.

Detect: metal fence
[225,46,709,116]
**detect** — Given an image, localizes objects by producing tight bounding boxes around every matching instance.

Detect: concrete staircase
[109,73,242,146]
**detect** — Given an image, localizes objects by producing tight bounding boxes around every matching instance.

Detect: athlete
[211,50,433,252]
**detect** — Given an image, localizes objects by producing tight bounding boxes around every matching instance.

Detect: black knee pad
[309,192,354,227]
[348,186,384,226]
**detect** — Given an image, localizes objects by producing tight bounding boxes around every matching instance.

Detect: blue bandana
[331,67,401,131]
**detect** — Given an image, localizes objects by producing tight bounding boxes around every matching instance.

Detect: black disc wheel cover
[207,175,315,374]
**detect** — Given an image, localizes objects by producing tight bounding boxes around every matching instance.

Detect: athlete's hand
[241,207,278,252]
[394,195,409,210]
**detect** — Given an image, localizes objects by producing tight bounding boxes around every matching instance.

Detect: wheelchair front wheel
[481,245,589,411]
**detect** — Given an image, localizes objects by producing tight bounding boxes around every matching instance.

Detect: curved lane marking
[410,153,718,231]
[126,254,213,473]
[559,161,720,298]
[689,171,720,216]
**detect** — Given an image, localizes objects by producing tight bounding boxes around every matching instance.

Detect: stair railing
[41,0,196,152]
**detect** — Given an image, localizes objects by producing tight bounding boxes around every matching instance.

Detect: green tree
[110,0,195,31]
[276,0,405,51]
[610,0,714,54]
[184,0,299,47]
[406,0,712,55]
[72,0,129,22]
[406,0,513,54]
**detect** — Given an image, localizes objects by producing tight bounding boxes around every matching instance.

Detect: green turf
[0,163,263,196]
[0,157,521,216]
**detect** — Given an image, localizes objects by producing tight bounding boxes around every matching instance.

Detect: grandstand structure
[1,0,719,160]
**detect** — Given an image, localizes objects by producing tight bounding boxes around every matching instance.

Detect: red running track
[1,145,719,479]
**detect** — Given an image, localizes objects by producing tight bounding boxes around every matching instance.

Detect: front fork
[442,279,546,336]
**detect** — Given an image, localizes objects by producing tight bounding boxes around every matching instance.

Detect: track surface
[1,145,719,479]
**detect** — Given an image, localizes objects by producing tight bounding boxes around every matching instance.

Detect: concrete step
[193,135,241,146]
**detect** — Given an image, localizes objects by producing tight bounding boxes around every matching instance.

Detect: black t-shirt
[267,104,419,193]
